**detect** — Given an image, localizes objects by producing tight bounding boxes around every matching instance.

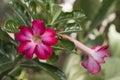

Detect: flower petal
[42,37,58,46]
[82,56,101,74]
[32,20,45,35]
[16,26,33,42]
[35,43,52,59]
[24,48,35,59]
[18,41,36,58]
[41,28,56,37]
[97,45,110,57]
[41,28,58,45]
[91,45,110,63]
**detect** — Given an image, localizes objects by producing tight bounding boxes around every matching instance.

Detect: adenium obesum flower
[63,35,110,74]
[81,45,110,74]
[16,20,58,60]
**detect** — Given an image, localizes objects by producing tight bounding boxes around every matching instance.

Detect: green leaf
[87,35,104,46]
[50,4,62,25]
[1,76,12,80]
[28,0,37,19]
[0,40,19,79]
[0,29,10,41]
[55,10,85,24]
[0,40,17,73]
[36,0,52,22]
[108,25,120,57]
[74,0,101,20]
[48,52,59,64]
[49,0,57,3]
[20,60,66,80]
[58,23,82,34]
[19,0,38,20]
[89,0,115,31]
[60,39,75,51]
[10,0,31,26]
[8,66,22,77]
[0,29,16,45]
[3,19,19,33]
[40,0,57,4]
[0,37,18,59]
[0,56,14,73]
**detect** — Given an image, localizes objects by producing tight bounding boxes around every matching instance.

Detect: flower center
[32,35,41,44]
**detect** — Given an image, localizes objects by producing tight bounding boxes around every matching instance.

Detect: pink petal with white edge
[82,56,101,74]
[18,41,35,54]
[42,37,58,46]
[23,47,35,59]
[35,43,52,59]
[41,28,56,37]
[41,28,58,45]
[16,26,33,42]
[32,20,45,35]
[97,45,110,57]
[91,45,110,63]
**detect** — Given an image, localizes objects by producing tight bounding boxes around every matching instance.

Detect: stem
[61,34,93,55]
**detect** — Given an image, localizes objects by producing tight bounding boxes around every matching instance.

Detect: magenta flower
[81,45,110,74]
[63,35,110,74]
[16,20,58,60]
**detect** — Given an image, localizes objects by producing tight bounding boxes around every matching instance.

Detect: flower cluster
[16,20,58,60]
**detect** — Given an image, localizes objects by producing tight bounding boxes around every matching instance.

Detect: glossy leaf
[0,54,14,73]
[10,0,31,26]
[0,29,16,45]
[0,40,17,73]
[20,60,66,80]
[50,4,62,25]
[0,29,10,41]
[4,19,19,33]
[60,39,75,51]
[58,23,82,34]
[8,66,22,77]
[28,0,38,19]
[36,0,52,22]
[56,10,85,24]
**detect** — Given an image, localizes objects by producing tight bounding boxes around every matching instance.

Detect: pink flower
[63,35,110,74]
[81,45,110,74]
[16,20,58,60]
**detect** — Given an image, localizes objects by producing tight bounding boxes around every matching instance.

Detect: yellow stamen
[32,35,41,44]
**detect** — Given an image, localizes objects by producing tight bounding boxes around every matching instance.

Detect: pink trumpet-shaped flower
[63,35,110,74]
[16,20,58,60]
[81,45,110,74]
